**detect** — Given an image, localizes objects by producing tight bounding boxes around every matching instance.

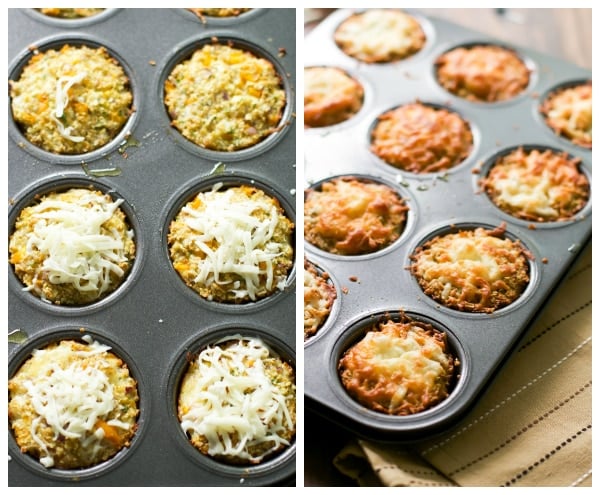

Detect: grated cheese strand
[180,336,294,463]
[52,71,87,142]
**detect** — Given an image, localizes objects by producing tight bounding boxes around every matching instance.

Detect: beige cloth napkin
[334,242,592,487]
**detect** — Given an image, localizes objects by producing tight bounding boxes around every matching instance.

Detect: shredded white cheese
[24,339,119,468]
[24,190,132,296]
[179,336,294,463]
[182,184,287,301]
[52,71,87,142]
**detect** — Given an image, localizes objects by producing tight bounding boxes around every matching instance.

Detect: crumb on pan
[435,45,530,102]
[10,44,133,155]
[164,43,285,151]
[9,187,135,305]
[540,81,592,148]
[334,9,426,63]
[371,102,473,173]
[8,338,139,469]
[304,66,364,127]
[481,147,590,222]
[410,224,530,313]
[304,177,409,256]
[304,258,336,340]
[178,336,295,465]
[339,315,458,415]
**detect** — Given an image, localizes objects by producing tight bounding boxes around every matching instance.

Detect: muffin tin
[304,9,591,442]
[8,8,296,486]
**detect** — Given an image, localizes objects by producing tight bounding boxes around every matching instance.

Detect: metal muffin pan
[304,8,591,443]
[8,8,296,486]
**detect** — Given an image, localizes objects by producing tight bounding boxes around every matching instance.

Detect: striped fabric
[334,242,592,487]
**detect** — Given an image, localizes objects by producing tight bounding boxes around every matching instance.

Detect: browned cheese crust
[339,317,457,415]
[304,66,364,127]
[481,148,590,222]
[334,9,426,64]
[304,258,337,340]
[371,102,473,173]
[410,225,530,313]
[304,177,409,256]
[435,45,530,102]
[540,81,592,148]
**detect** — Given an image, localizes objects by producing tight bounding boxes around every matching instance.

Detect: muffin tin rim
[8,325,149,481]
[8,32,140,165]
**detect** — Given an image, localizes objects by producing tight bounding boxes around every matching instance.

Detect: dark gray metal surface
[304,9,591,443]
[8,8,296,487]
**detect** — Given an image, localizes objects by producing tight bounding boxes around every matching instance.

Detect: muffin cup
[8,34,139,165]
[23,8,120,27]
[8,326,148,482]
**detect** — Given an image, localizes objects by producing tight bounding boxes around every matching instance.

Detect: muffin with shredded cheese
[410,225,530,313]
[36,8,105,19]
[334,9,426,64]
[371,102,473,173]
[339,315,457,416]
[178,335,296,465]
[304,258,336,340]
[9,44,133,155]
[164,43,286,152]
[168,183,294,303]
[304,176,409,256]
[9,187,135,305]
[435,45,530,102]
[540,81,592,148]
[304,66,364,127]
[8,337,139,469]
[481,147,590,222]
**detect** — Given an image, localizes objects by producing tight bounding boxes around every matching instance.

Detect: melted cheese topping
[436,45,530,102]
[52,71,87,142]
[334,9,426,63]
[304,177,408,255]
[169,183,293,302]
[304,259,336,339]
[541,82,592,148]
[10,188,134,301]
[483,148,590,221]
[410,226,530,312]
[339,319,456,415]
[179,336,295,463]
[304,66,364,127]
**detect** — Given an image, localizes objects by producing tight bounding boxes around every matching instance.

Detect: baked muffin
[339,315,457,416]
[435,45,530,102]
[410,225,530,313]
[188,8,251,21]
[540,81,592,148]
[304,66,364,127]
[164,43,286,152]
[9,187,136,305]
[36,8,105,19]
[168,183,294,303]
[178,336,296,465]
[334,9,426,63]
[10,44,133,155]
[304,258,337,340]
[304,177,409,256]
[8,338,139,469]
[371,102,473,173]
[481,147,590,222]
